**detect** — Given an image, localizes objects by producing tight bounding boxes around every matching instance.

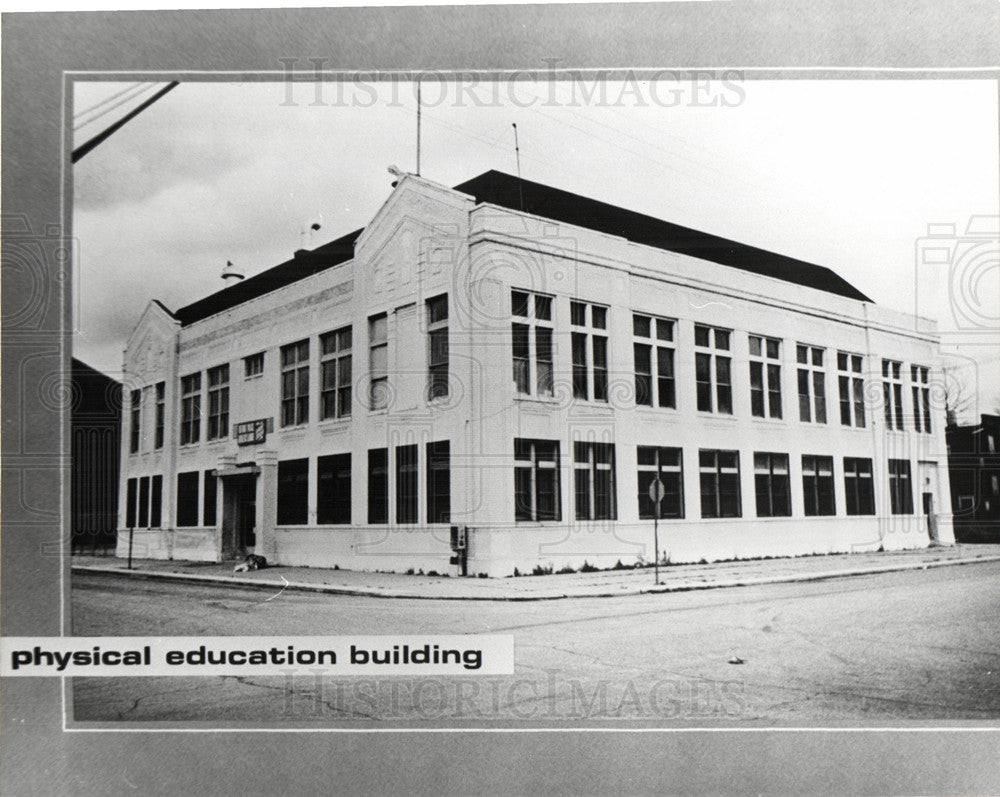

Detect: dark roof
[454,170,872,303]
[175,170,870,326]
[175,229,363,326]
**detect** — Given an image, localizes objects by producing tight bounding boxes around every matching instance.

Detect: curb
[71,554,1000,602]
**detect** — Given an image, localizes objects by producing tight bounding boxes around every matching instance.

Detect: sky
[72,76,1000,417]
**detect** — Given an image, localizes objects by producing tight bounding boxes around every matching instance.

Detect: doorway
[918,461,941,544]
[222,474,257,558]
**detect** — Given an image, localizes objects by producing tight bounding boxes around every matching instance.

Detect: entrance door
[222,474,257,558]
[918,461,941,543]
[923,492,939,543]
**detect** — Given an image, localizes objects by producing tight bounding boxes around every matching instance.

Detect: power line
[74,82,149,127]
[72,82,179,163]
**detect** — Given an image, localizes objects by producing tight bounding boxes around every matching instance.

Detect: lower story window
[138,477,150,528]
[317,453,351,525]
[754,452,791,517]
[637,446,683,519]
[574,441,617,520]
[203,471,217,527]
[125,478,138,528]
[515,438,561,521]
[699,450,741,518]
[426,441,451,524]
[176,471,200,527]
[368,448,388,524]
[888,458,914,515]
[277,458,308,525]
[396,444,419,524]
[802,455,835,516]
[844,457,875,515]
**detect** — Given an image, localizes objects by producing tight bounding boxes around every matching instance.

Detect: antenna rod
[416,80,421,176]
[512,123,523,211]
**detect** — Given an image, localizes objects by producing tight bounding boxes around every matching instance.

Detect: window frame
[573,440,617,521]
[180,373,201,445]
[911,364,932,434]
[427,294,449,400]
[699,449,741,518]
[748,335,782,419]
[514,438,562,522]
[280,340,310,427]
[843,457,875,515]
[754,452,791,517]
[888,458,914,515]
[276,458,309,525]
[633,313,676,409]
[882,359,905,431]
[317,452,352,525]
[797,344,827,424]
[207,363,230,441]
[636,445,684,519]
[801,454,836,516]
[511,290,554,398]
[837,352,866,428]
[369,314,389,411]
[694,325,732,415]
[320,325,353,420]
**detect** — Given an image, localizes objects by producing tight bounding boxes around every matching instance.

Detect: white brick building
[118,170,954,576]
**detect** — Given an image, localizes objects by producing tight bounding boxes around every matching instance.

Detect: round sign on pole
[647,478,666,504]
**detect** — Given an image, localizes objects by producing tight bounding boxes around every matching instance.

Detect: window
[797,345,827,423]
[802,455,835,516]
[207,364,230,440]
[129,388,141,453]
[317,453,351,525]
[694,325,732,414]
[321,326,352,420]
[633,314,676,408]
[125,478,137,528]
[426,440,451,524]
[277,458,308,525]
[570,301,609,402]
[882,359,904,431]
[888,458,914,514]
[574,441,617,520]
[369,314,389,410]
[749,335,782,419]
[138,476,150,528]
[125,479,139,529]
[514,438,561,521]
[281,340,310,426]
[203,470,217,527]
[367,448,389,523]
[699,450,741,518]
[176,471,200,527]
[754,452,791,517]
[837,352,866,427]
[150,475,162,528]
[396,444,419,524]
[911,365,932,433]
[244,352,264,378]
[843,457,875,515]
[427,295,449,400]
[180,374,201,445]
[511,290,554,397]
[637,446,684,519]
[154,382,165,449]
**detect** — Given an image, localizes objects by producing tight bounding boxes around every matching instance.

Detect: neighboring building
[117,170,955,576]
[946,414,1000,542]
[72,358,122,553]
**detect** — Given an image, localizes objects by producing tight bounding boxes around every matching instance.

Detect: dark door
[236,489,256,552]
[923,492,939,542]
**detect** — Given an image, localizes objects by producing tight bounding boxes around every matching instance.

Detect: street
[71,562,1000,724]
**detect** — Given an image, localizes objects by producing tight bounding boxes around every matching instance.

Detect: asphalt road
[71,562,1000,724]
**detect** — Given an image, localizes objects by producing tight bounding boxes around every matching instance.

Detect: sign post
[647,478,665,585]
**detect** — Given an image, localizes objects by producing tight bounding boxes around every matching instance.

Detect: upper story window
[369,314,389,410]
[633,314,675,409]
[427,294,449,400]
[797,344,827,424]
[570,300,609,402]
[180,373,201,445]
[882,359,904,431]
[207,364,229,440]
[694,325,732,414]
[280,340,309,427]
[320,326,352,420]
[511,290,553,398]
[244,352,264,379]
[154,382,165,449]
[749,335,782,419]
[129,388,141,453]
[837,352,866,428]
[911,365,932,434]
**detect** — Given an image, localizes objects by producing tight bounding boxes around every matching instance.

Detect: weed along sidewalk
[72,545,1000,601]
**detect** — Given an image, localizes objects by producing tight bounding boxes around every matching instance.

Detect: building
[72,358,122,553]
[946,413,1000,542]
[117,170,954,576]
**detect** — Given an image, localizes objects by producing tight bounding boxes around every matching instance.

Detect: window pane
[633,314,650,337]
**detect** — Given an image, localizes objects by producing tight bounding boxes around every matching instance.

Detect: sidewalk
[72,544,1000,601]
